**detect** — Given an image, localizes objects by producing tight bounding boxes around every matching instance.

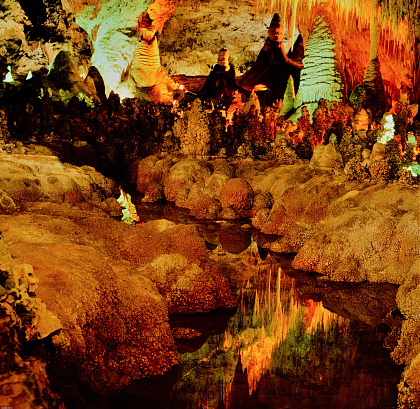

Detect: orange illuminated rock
[123,11,181,103]
[220,177,254,217]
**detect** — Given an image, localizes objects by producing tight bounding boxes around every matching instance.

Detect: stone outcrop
[0,235,63,408]
[0,151,237,405]
[0,151,118,208]
[135,155,419,286]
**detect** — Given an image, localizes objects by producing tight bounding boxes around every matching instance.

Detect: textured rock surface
[0,152,117,206]
[220,177,254,216]
[164,157,212,207]
[0,153,237,404]
[134,153,419,407]
[0,203,179,398]
[0,236,63,408]
[136,155,419,287]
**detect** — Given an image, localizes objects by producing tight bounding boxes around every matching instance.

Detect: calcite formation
[294,15,343,111]
[122,11,181,103]
[239,13,303,105]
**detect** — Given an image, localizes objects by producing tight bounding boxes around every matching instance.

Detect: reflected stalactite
[171,264,353,409]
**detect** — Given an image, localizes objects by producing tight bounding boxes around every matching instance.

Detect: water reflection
[110,201,400,409]
[169,265,358,409]
[109,259,400,409]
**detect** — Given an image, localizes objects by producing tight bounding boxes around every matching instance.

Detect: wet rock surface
[134,153,419,409]
[135,155,419,284]
[0,151,238,406]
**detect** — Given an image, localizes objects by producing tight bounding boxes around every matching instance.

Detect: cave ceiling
[0,0,419,102]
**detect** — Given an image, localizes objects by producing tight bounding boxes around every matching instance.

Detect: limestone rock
[292,197,419,283]
[396,259,420,321]
[0,204,180,397]
[0,153,116,205]
[136,253,237,314]
[309,142,343,169]
[370,142,387,161]
[220,177,254,216]
[136,154,176,202]
[185,182,222,219]
[294,15,343,109]
[164,158,212,207]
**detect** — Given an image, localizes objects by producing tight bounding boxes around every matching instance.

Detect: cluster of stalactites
[253,0,417,59]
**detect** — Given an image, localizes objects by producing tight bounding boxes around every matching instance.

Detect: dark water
[105,202,402,409]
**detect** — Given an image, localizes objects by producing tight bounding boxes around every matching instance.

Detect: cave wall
[0,0,92,79]
[0,0,418,104]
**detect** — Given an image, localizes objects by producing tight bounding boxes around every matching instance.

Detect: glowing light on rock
[76,0,153,96]
[3,66,14,83]
[253,0,415,54]
[376,112,395,144]
[253,84,269,91]
[117,188,140,224]
[26,71,33,80]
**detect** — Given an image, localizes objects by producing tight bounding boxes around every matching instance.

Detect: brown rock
[0,205,179,395]
[220,177,254,216]
[136,154,175,202]
[164,158,212,207]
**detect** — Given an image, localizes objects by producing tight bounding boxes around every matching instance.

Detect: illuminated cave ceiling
[0,0,419,102]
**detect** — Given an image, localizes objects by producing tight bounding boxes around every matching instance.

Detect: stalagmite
[239,13,303,106]
[120,11,181,104]
[294,15,343,111]
[350,2,386,125]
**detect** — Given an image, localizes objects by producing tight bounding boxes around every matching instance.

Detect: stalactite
[370,0,379,61]
[289,0,299,51]
[253,0,413,64]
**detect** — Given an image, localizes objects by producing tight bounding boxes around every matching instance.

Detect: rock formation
[239,13,304,106]
[293,15,343,113]
[121,11,181,103]
[350,57,386,124]
[199,49,249,106]
[0,233,63,408]
[0,149,238,405]
[0,0,420,407]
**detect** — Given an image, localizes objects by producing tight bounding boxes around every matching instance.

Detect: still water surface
[108,202,402,409]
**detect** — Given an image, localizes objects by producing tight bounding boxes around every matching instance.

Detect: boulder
[136,154,176,202]
[135,253,237,314]
[220,177,254,217]
[164,158,212,207]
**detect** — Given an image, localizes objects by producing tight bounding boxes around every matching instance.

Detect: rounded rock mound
[220,178,254,216]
